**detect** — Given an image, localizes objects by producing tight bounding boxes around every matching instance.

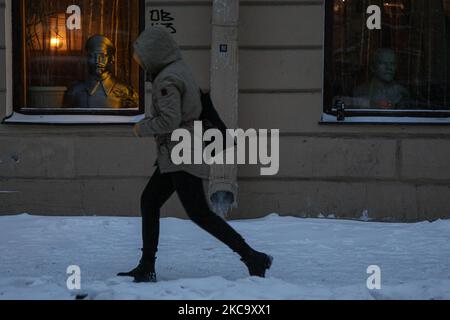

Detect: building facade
[1,0,450,221]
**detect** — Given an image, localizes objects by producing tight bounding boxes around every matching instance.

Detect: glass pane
[18,0,141,110]
[328,0,450,111]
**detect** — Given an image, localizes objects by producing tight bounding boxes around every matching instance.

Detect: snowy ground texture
[0,214,450,300]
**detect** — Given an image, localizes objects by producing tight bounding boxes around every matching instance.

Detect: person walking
[117,27,273,283]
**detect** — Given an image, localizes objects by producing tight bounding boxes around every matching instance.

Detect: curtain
[24,0,140,91]
[332,0,450,110]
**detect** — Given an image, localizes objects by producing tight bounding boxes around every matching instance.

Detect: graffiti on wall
[149,9,177,34]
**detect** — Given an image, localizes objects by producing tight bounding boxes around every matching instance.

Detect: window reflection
[330,0,450,111]
[15,0,141,111]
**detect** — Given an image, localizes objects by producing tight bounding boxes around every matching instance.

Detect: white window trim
[3,112,145,125]
[3,0,148,124]
[321,113,450,125]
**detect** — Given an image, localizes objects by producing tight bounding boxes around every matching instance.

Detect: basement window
[8,0,145,123]
[323,0,450,124]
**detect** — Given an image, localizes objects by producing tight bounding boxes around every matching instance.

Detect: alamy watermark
[367,265,382,290]
[171,121,280,176]
[367,5,382,30]
[66,265,81,290]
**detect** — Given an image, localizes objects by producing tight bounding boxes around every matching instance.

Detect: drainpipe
[210,0,239,128]
[207,0,240,218]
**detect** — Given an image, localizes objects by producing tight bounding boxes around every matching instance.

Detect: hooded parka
[133,26,210,180]
[134,27,239,216]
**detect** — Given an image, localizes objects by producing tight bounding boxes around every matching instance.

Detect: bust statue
[64,35,139,109]
[353,48,410,109]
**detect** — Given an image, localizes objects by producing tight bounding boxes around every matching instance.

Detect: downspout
[207,0,240,218]
[210,0,239,128]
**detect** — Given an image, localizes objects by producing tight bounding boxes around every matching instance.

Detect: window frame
[10,0,146,118]
[322,0,450,124]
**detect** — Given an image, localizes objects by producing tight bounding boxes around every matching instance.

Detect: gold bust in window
[63,35,139,109]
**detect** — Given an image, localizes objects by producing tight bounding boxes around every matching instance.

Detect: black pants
[141,168,253,258]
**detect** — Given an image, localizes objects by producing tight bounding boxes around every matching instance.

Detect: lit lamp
[27,11,80,109]
[50,36,64,50]
[48,14,67,51]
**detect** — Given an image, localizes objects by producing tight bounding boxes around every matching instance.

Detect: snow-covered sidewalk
[0,214,449,300]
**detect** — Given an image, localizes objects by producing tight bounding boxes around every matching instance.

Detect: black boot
[117,251,157,283]
[241,250,273,278]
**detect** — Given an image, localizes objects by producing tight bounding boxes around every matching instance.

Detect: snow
[0,213,450,300]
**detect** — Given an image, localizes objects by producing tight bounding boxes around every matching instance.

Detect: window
[324,0,450,122]
[12,0,144,116]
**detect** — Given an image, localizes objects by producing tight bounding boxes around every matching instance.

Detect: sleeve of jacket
[137,75,185,136]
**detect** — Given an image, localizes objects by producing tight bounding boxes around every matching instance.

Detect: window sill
[320,113,450,125]
[2,112,146,125]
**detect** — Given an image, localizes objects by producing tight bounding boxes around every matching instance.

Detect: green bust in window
[353,48,410,109]
[63,35,139,109]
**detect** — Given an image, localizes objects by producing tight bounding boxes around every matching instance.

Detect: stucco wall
[1,0,450,221]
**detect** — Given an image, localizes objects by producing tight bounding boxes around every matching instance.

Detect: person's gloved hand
[210,191,235,218]
[133,124,142,137]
